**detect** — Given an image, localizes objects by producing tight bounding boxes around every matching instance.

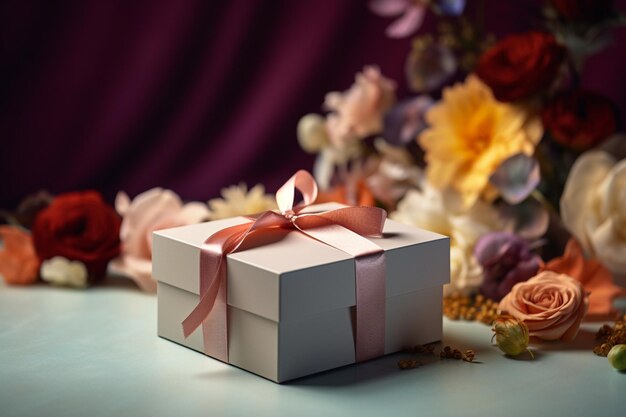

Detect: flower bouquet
[296,0,626,338]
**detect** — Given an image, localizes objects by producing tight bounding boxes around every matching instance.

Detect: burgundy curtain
[2,0,626,208]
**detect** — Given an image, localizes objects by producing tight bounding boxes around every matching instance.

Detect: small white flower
[40,257,88,288]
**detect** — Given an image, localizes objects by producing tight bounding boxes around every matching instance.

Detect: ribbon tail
[295,223,387,363]
[181,212,292,362]
[181,256,225,338]
[355,251,386,362]
[201,265,228,362]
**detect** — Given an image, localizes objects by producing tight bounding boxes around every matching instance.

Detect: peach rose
[109,188,209,292]
[499,271,589,342]
[324,66,396,148]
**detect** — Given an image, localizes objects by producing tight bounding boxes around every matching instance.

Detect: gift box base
[157,281,443,383]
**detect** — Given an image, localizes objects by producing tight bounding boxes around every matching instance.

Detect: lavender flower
[475,232,542,301]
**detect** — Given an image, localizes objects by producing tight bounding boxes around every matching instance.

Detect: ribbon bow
[182,170,387,363]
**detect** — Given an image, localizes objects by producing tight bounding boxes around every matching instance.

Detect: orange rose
[0,226,40,285]
[499,271,589,342]
[542,238,623,320]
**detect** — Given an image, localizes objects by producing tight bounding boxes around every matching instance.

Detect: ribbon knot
[281,209,296,221]
[181,170,388,364]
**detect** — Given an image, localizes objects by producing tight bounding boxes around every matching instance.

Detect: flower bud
[607,344,626,371]
[491,316,533,358]
[297,114,329,153]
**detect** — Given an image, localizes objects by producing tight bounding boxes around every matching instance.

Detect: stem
[531,189,559,218]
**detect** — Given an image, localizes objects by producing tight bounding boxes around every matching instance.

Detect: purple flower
[475,232,542,301]
[383,95,434,146]
[369,0,426,38]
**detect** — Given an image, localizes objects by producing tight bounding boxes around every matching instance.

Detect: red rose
[32,191,121,279]
[475,31,566,102]
[551,0,614,23]
[542,89,617,150]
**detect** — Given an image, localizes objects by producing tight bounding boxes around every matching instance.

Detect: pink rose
[109,188,209,292]
[499,271,589,342]
[324,66,396,148]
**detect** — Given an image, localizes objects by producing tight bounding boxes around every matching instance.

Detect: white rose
[40,257,88,288]
[561,150,626,283]
[391,181,501,294]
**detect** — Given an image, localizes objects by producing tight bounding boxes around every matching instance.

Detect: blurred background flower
[0,226,39,285]
[475,232,542,301]
[324,66,396,148]
[40,257,88,288]
[31,191,121,284]
[560,150,626,283]
[542,89,617,150]
[109,188,209,292]
[208,184,277,220]
[419,75,543,210]
[369,0,427,38]
[475,31,566,102]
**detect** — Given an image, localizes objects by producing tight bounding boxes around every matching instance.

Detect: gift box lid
[153,203,449,324]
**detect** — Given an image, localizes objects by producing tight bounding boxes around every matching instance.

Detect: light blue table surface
[1,278,625,417]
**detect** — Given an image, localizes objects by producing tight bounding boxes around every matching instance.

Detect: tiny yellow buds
[491,316,533,358]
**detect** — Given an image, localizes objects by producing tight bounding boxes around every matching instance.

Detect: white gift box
[153,203,449,383]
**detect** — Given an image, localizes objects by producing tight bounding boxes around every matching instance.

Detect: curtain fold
[1,0,625,207]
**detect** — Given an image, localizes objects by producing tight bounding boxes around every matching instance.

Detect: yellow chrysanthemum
[419,75,543,210]
[208,184,277,220]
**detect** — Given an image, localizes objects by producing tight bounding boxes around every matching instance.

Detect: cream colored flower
[208,184,278,220]
[297,114,364,190]
[297,114,330,153]
[391,180,502,294]
[419,75,542,210]
[561,150,626,282]
[324,66,396,148]
[40,257,88,288]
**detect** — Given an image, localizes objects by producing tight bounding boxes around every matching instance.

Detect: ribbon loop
[276,170,318,214]
[182,170,387,364]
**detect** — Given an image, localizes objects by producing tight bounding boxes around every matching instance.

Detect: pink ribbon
[182,170,387,363]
